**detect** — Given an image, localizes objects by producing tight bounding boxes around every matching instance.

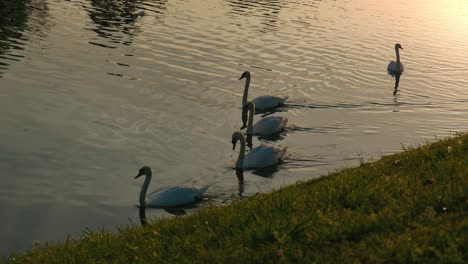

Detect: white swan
[242,102,288,135]
[134,166,210,208]
[232,132,287,169]
[239,71,288,110]
[387,43,404,73]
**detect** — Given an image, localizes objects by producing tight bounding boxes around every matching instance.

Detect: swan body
[387,43,404,73]
[252,95,288,110]
[135,166,210,208]
[239,71,288,110]
[242,102,288,135]
[232,132,287,169]
[387,61,404,72]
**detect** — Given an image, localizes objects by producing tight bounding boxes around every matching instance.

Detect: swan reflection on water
[251,165,280,178]
[246,133,253,150]
[393,94,400,113]
[236,168,245,196]
[138,205,188,227]
[235,167,279,195]
[392,71,402,96]
[163,208,187,216]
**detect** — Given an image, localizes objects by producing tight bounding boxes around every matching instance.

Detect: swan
[239,71,288,110]
[387,43,404,73]
[242,101,288,135]
[134,166,210,208]
[232,132,287,169]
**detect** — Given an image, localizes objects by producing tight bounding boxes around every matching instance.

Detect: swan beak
[232,141,237,150]
[240,124,247,130]
[239,76,244,80]
[135,173,143,179]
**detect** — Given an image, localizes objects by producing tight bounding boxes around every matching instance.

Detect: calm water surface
[1,0,467,255]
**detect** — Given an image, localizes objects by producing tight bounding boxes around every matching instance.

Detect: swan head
[239,71,251,80]
[394,43,403,50]
[135,166,151,179]
[232,135,238,150]
[231,131,243,150]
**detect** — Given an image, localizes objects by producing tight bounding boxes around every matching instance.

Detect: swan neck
[395,48,400,63]
[139,172,152,207]
[139,206,147,226]
[247,104,254,135]
[242,75,250,107]
[235,135,246,169]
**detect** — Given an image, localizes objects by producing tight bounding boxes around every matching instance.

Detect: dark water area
[1,0,467,255]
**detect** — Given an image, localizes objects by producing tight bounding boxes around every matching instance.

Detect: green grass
[8,133,468,263]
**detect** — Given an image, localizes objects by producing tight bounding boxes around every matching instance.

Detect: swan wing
[243,145,287,169]
[252,95,288,110]
[387,61,396,71]
[253,116,288,135]
[147,185,210,207]
[243,145,267,158]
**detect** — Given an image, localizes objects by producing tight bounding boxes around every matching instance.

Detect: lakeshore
[7,133,467,263]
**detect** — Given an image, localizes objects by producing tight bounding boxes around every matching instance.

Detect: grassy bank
[8,134,468,263]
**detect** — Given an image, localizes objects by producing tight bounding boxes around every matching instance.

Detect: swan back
[243,145,287,169]
[252,116,288,135]
[147,185,210,208]
[252,95,289,110]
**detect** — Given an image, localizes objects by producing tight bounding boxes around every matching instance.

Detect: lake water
[1,0,467,255]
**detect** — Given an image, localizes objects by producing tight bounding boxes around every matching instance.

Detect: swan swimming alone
[239,71,288,110]
[134,166,210,208]
[387,43,404,73]
[241,101,288,135]
[232,132,287,169]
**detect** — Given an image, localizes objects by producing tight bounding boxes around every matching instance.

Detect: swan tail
[196,182,213,198]
[278,146,288,161]
[281,117,288,128]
